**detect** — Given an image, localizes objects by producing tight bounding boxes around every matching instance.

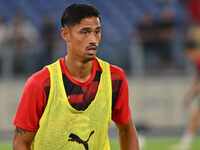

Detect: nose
[89,33,98,44]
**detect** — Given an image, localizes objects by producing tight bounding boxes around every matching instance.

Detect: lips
[87,46,97,51]
[87,49,96,55]
[87,46,97,55]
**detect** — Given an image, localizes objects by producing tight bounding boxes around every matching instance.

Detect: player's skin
[183,48,200,138]
[13,16,139,150]
[116,118,139,150]
[183,48,200,107]
[13,128,35,150]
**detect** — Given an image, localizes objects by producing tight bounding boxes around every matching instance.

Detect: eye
[96,30,101,34]
[82,31,88,35]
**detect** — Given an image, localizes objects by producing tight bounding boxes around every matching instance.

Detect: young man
[171,41,200,150]
[13,4,139,150]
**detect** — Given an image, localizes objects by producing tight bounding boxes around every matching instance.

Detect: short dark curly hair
[61,4,101,28]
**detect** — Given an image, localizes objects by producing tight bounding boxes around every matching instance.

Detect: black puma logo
[68,130,94,150]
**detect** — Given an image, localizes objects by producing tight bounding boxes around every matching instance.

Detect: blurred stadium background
[0,0,200,149]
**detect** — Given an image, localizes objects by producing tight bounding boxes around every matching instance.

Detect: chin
[84,55,96,62]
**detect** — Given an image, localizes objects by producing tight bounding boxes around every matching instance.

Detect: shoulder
[95,58,126,80]
[26,67,50,88]
[110,64,126,81]
[110,64,125,75]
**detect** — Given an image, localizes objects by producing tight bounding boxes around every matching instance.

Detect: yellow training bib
[31,58,112,150]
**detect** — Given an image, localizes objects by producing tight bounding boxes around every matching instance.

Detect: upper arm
[115,118,139,150]
[13,126,36,150]
[115,118,135,133]
[190,74,200,93]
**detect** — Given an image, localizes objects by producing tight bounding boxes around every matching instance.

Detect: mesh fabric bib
[31,58,112,150]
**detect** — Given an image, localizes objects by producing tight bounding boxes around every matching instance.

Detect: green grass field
[141,137,200,150]
[1,137,199,150]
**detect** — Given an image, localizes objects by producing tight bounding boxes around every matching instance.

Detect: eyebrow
[96,26,101,30]
[80,26,101,31]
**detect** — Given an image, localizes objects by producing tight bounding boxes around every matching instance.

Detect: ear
[61,27,70,42]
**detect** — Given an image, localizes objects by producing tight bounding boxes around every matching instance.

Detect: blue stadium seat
[0,0,185,40]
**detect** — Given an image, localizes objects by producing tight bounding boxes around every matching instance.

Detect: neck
[64,55,93,83]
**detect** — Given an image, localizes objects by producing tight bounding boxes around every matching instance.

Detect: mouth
[86,46,97,55]
[87,46,97,50]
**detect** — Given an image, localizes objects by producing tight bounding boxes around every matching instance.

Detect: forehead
[73,17,101,29]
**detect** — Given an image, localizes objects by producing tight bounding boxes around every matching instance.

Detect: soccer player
[171,41,200,150]
[13,4,139,150]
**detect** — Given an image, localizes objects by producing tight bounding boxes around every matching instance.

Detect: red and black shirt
[13,58,131,131]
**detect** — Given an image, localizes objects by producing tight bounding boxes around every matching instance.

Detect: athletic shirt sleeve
[13,69,48,131]
[196,58,200,73]
[111,66,131,125]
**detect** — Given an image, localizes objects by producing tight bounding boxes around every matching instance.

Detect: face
[61,17,101,63]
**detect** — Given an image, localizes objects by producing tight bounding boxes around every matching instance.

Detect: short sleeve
[196,58,200,73]
[111,70,131,125]
[13,75,47,131]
